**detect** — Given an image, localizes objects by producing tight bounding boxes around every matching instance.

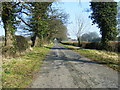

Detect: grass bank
[62,41,78,43]
[61,44,119,71]
[2,44,53,88]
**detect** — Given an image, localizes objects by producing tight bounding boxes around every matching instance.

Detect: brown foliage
[62,41,120,52]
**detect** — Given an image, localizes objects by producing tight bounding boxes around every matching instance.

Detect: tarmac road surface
[29,43,119,88]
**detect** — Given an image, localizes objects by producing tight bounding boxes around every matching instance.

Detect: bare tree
[73,15,90,46]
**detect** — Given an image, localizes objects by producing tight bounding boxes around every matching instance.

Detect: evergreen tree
[117,1,120,35]
[90,0,118,50]
[28,2,53,47]
[1,2,21,46]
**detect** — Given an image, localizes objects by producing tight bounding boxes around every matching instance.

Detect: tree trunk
[34,36,40,47]
[31,34,40,47]
[4,23,14,46]
[77,37,81,47]
[31,34,36,47]
[101,30,109,50]
[101,38,109,50]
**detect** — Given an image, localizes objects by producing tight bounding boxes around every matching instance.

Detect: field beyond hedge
[2,44,53,88]
[61,44,119,71]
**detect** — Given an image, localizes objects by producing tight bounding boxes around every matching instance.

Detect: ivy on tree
[2,2,21,46]
[90,0,118,50]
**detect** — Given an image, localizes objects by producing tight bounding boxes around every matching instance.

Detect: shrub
[118,42,120,52]
[85,42,102,50]
[106,41,119,52]
[72,42,78,46]
[81,42,90,48]
[15,36,29,52]
[62,41,120,52]
[2,46,16,58]
[2,36,29,58]
[82,41,120,52]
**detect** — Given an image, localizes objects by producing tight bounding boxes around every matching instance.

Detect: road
[29,43,119,88]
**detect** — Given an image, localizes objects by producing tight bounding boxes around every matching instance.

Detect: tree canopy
[90,0,118,49]
[1,1,68,47]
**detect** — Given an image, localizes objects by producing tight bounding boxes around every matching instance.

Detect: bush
[85,42,102,50]
[72,42,78,46]
[80,41,90,48]
[62,41,120,52]
[15,36,29,52]
[118,42,120,52]
[82,41,119,52]
[2,36,29,58]
[106,41,119,52]
[2,46,16,58]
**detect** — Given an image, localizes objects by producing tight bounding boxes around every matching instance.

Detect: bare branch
[12,2,21,8]
[21,11,32,16]
[17,16,32,28]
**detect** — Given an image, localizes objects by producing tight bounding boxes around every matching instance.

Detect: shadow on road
[44,45,68,50]
[46,53,119,65]
[45,44,119,66]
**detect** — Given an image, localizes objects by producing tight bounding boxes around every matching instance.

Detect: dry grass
[61,41,78,43]
[2,44,53,88]
[0,41,4,47]
[61,44,119,71]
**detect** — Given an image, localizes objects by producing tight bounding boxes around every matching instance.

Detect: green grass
[61,41,78,43]
[2,43,53,88]
[61,44,119,71]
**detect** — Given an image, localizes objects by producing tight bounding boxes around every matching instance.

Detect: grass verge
[61,41,78,43]
[61,44,119,71]
[2,44,53,88]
